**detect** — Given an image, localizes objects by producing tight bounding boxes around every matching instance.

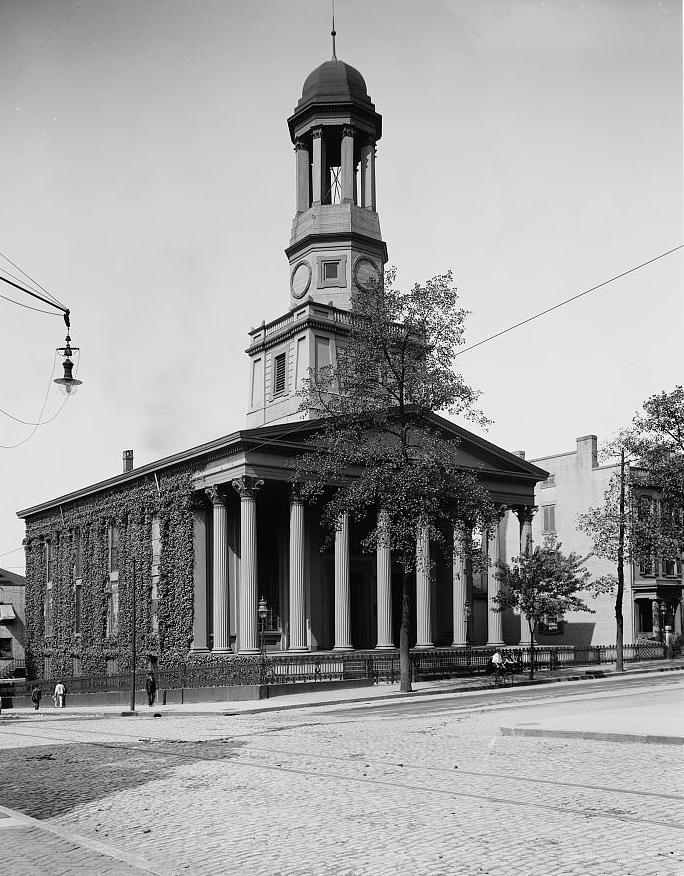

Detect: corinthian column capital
[231,476,264,499]
[205,485,227,507]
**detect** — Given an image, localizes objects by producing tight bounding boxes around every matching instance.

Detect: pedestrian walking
[53,680,66,708]
[145,671,157,707]
[31,684,42,711]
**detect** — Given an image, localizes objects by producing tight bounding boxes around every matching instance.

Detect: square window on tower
[273,352,287,396]
[323,261,338,281]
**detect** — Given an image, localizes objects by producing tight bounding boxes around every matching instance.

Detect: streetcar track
[0,718,682,831]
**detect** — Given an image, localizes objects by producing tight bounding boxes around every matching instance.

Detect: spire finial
[331,0,337,60]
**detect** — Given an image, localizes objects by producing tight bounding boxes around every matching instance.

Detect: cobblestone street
[1,678,682,875]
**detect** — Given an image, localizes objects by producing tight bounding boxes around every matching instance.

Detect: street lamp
[258,596,268,685]
[54,332,83,396]
[463,601,472,646]
[463,601,472,670]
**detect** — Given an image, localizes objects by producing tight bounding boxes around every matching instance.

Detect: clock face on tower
[353,256,380,291]
[291,261,312,299]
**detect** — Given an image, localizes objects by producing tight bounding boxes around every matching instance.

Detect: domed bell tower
[286,59,387,309]
[245,52,387,428]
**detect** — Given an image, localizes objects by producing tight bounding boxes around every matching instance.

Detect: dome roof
[297,59,372,108]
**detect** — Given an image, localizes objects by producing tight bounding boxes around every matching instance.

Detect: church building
[18,52,548,682]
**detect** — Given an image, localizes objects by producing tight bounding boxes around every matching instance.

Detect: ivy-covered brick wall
[23,468,197,681]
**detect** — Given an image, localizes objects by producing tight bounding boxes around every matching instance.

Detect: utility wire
[0,351,73,445]
[0,291,61,316]
[0,249,64,307]
[455,245,684,357]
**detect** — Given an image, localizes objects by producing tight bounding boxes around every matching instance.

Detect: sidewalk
[4,657,682,723]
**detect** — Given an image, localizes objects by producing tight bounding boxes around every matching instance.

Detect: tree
[580,388,684,664]
[577,447,634,672]
[293,269,497,692]
[627,387,684,565]
[493,538,598,679]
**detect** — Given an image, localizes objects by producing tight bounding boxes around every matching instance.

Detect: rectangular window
[109,525,119,574]
[72,656,82,677]
[106,582,119,637]
[45,540,53,583]
[542,504,556,533]
[323,261,339,280]
[273,352,286,395]
[639,558,655,577]
[45,586,54,638]
[662,560,677,577]
[106,658,118,677]
[74,583,82,635]
[0,638,12,657]
[74,529,82,578]
[150,516,160,634]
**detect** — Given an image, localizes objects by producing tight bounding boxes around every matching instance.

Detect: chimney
[122,450,134,473]
[513,450,526,460]
[576,435,598,469]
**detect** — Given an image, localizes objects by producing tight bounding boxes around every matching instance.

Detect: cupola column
[341,126,355,204]
[312,128,326,206]
[360,139,376,210]
[295,140,310,213]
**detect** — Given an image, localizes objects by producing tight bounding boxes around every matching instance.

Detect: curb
[2,662,682,720]
[500,726,684,746]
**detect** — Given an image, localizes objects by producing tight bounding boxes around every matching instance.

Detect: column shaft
[415,526,433,648]
[212,501,231,651]
[360,141,376,210]
[341,127,355,203]
[295,141,310,213]
[487,518,504,645]
[451,538,467,647]
[232,477,263,654]
[312,130,325,205]
[375,510,393,649]
[191,508,209,652]
[334,512,352,650]
[289,495,308,651]
[518,508,534,644]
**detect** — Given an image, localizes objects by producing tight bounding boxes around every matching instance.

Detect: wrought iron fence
[4,641,668,697]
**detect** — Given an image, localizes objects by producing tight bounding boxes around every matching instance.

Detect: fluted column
[341,126,355,203]
[295,139,310,213]
[191,503,209,652]
[288,490,308,652]
[360,139,376,210]
[487,511,505,646]
[312,128,325,205]
[415,525,433,648]
[334,512,352,650]
[515,505,536,644]
[205,487,231,652]
[451,529,467,647]
[375,509,394,649]
[232,476,263,654]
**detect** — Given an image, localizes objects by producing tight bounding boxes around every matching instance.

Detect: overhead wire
[454,245,684,357]
[0,350,72,447]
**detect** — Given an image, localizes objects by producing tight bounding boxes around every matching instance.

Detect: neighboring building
[17,52,548,683]
[0,568,26,677]
[506,435,683,647]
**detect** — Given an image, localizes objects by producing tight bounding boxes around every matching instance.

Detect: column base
[287,647,311,654]
[450,643,468,649]
[486,641,505,647]
[375,644,395,651]
[238,648,259,655]
[414,643,435,650]
[189,647,210,654]
[333,645,354,651]
[211,647,233,654]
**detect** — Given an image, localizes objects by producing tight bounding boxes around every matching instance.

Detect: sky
[0,0,682,574]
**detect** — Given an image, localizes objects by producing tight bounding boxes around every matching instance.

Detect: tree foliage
[494,538,600,678]
[294,269,497,691]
